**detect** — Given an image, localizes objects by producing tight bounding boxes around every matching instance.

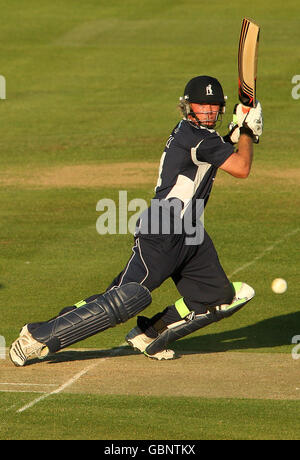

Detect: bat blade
[238,18,260,108]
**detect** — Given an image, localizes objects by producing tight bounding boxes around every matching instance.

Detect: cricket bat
[238,18,260,108]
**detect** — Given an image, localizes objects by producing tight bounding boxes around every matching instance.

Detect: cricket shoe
[9,325,49,367]
[125,326,176,361]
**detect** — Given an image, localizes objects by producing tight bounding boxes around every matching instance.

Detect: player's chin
[207,116,223,130]
[202,121,216,129]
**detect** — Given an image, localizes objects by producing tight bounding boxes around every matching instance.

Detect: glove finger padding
[243,101,263,137]
[236,103,250,127]
[236,101,263,138]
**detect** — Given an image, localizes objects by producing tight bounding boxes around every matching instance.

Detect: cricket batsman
[10,75,263,365]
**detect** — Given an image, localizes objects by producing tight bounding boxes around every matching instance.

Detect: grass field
[0,0,299,441]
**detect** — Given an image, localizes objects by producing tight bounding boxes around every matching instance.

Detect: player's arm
[219,132,253,178]
[219,102,263,179]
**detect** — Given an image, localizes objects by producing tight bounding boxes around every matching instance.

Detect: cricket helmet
[179,75,227,128]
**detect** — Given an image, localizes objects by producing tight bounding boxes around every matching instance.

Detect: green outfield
[0,0,299,441]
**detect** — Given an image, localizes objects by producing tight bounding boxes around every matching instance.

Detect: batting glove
[236,101,263,143]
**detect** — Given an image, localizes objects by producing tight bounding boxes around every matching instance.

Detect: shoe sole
[125,327,150,353]
[126,338,144,353]
[9,341,27,367]
[9,339,49,367]
[126,337,178,361]
[143,351,178,361]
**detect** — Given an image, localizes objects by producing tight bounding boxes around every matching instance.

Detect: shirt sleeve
[191,131,234,168]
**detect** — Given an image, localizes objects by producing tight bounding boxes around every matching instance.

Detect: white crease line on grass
[12,228,300,411]
[2,389,49,393]
[16,344,127,414]
[16,362,98,413]
[228,227,299,278]
[0,382,56,386]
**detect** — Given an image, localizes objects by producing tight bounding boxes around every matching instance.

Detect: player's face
[189,103,220,127]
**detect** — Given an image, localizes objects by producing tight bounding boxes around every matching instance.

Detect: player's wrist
[240,126,254,139]
[240,126,259,144]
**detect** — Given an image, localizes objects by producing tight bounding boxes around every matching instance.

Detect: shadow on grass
[174,311,300,353]
[27,311,300,365]
[41,345,138,365]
